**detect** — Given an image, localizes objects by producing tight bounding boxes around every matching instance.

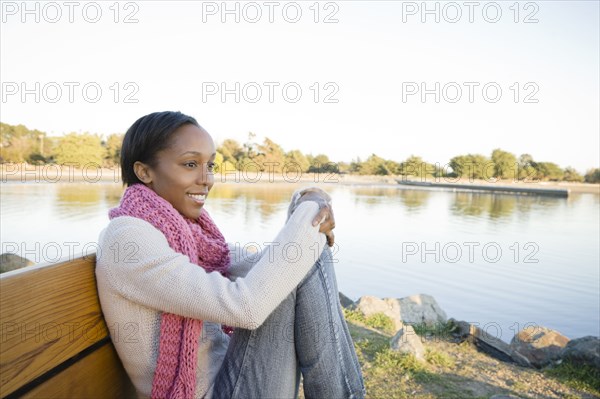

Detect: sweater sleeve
[225,242,264,281]
[96,201,327,330]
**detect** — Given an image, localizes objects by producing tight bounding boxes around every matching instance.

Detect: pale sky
[1,0,599,173]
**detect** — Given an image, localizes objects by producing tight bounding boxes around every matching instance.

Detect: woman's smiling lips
[187,193,207,204]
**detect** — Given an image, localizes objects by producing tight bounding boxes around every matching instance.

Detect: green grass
[424,349,455,369]
[341,309,598,399]
[544,360,600,395]
[410,321,457,341]
[374,349,426,373]
[343,308,396,335]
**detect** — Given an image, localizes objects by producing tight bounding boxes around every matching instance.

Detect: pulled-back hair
[120,111,200,186]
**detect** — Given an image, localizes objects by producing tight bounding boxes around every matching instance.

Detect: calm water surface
[1,181,598,343]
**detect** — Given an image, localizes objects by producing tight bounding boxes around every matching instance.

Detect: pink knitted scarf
[109,183,232,399]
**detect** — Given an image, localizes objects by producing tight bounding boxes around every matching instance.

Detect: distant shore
[1,164,598,194]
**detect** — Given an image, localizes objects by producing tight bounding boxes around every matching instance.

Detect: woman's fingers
[325,230,335,247]
[312,204,329,226]
[310,204,335,246]
[317,208,335,233]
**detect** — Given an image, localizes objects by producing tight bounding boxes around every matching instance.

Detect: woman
[95,111,365,399]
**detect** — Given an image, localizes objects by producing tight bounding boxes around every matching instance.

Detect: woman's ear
[133,161,153,184]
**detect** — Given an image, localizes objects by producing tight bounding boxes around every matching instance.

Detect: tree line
[0,122,122,167]
[1,122,599,183]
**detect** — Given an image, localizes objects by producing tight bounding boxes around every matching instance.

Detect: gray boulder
[0,253,34,274]
[510,327,569,368]
[397,294,447,326]
[390,323,425,361]
[355,295,404,332]
[355,294,447,333]
[560,336,600,368]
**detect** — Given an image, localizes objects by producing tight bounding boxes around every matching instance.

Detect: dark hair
[121,111,200,186]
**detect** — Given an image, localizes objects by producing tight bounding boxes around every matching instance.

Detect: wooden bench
[0,255,136,398]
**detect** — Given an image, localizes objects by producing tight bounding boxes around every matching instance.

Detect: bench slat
[20,342,136,399]
[0,256,118,397]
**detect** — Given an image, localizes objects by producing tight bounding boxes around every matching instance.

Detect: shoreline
[1,164,599,194]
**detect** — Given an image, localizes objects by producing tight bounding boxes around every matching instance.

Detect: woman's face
[136,124,216,220]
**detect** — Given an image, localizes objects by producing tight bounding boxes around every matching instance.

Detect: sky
[1,0,599,173]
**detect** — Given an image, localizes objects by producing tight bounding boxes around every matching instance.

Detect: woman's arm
[227,187,335,280]
[96,202,327,330]
[226,242,265,280]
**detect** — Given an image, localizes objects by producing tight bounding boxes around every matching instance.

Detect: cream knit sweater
[95,201,326,399]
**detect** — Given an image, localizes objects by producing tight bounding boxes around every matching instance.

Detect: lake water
[1,181,598,343]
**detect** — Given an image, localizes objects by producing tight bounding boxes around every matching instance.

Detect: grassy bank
[298,312,600,399]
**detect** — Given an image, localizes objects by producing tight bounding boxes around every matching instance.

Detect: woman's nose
[196,162,214,185]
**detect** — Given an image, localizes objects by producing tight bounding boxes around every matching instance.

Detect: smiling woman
[130,123,216,220]
[95,111,365,399]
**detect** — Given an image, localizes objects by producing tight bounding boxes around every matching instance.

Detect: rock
[510,327,569,368]
[449,318,474,338]
[355,295,404,332]
[355,294,447,333]
[560,336,600,368]
[397,294,448,326]
[390,323,425,361]
[338,292,355,309]
[509,349,534,368]
[490,395,523,399]
[0,253,34,274]
[449,318,530,367]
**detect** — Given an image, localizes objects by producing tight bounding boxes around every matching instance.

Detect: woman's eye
[184,161,197,168]
[207,162,216,171]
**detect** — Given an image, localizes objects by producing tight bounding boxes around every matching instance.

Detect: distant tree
[584,168,600,184]
[218,139,244,165]
[534,162,564,181]
[562,167,584,182]
[449,154,492,180]
[243,132,258,159]
[519,153,534,166]
[235,132,261,169]
[53,132,103,166]
[27,153,47,165]
[516,153,538,181]
[336,161,351,174]
[214,150,237,174]
[358,154,389,175]
[308,154,337,173]
[349,157,362,174]
[399,155,436,178]
[213,150,224,172]
[491,148,518,179]
[284,149,310,173]
[104,133,123,166]
[305,154,314,165]
[255,137,286,172]
[385,159,401,175]
[0,123,45,163]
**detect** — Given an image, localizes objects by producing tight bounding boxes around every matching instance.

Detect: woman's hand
[289,188,335,247]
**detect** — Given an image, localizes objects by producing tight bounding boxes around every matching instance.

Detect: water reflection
[103,184,125,206]
[351,187,430,210]
[56,184,103,207]
[210,183,297,221]
[450,192,564,220]
[398,189,430,210]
